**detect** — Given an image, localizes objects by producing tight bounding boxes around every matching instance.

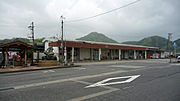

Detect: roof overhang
[49,40,159,50]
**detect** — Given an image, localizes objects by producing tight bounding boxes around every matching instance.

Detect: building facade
[49,40,162,62]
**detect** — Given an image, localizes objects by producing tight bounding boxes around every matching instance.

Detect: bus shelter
[0,40,34,67]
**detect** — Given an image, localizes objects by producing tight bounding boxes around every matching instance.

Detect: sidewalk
[0,60,131,74]
[0,59,170,74]
[74,59,170,66]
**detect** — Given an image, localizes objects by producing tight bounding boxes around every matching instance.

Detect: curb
[0,65,81,74]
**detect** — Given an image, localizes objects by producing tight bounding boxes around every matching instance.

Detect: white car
[177,56,180,59]
[177,56,180,62]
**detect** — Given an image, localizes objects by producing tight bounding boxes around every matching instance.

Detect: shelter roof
[0,40,35,49]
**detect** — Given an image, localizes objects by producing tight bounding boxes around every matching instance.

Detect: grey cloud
[0,0,179,42]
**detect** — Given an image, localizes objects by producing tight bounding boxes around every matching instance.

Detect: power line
[66,0,141,23]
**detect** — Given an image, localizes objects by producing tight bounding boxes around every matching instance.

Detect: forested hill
[0,38,44,44]
[122,36,180,52]
[76,32,118,43]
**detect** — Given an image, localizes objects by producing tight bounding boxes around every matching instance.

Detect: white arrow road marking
[85,75,140,88]
[42,70,55,73]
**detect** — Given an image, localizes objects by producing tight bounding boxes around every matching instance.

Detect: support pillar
[99,48,101,61]
[25,48,27,66]
[119,49,121,60]
[90,48,93,60]
[5,51,8,67]
[112,50,115,60]
[57,46,60,62]
[31,49,34,65]
[5,48,8,67]
[64,47,67,64]
[37,51,39,63]
[72,47,74,63]
[145,50,147,59]
[111,49,113,60]
[134,50,137,59]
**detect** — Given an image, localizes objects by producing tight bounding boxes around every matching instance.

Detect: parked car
[177,56,180,59]
[177,56,180,62]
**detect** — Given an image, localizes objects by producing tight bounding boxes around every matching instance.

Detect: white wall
[161,52,165,58]
[53,47,59,61]
[33,52,46,59]
[80,48,90,60]
[44,40,59,61]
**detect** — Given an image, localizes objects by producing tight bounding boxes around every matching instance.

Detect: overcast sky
[0,0,180,42]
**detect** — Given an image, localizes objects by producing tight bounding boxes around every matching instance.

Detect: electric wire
[66,0,141,23]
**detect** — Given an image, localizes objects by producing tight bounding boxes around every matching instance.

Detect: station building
[49,40,163,62]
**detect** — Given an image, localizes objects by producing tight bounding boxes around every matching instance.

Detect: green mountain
[0,38,44,44]
[122,36,180,52]
[0,38,30,44]
[122,36,168,48]
[76,32,118,43]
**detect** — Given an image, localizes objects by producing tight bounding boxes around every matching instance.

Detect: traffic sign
[173,42,177,47]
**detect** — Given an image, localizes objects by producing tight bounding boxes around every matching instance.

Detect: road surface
[0,59,180,101]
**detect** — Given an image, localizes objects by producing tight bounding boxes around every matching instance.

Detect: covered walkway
[49,40,160,62]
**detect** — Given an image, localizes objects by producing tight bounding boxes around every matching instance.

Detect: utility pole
[28,22,35,46]
[167,33,172,63]
[60,16,65,65]
[28,22,35,65]
[167,33,172,55]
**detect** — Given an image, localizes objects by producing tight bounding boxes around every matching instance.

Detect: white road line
[42,70,55,73]
[123,86,133,89]
[170,64,180,66]
[110,65,145,68]
[67,89,118,101]
[73,68,86,70]
[68,80,119,101]
[2,70,127,90]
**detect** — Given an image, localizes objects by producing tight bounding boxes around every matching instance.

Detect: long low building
[49,40,163,62]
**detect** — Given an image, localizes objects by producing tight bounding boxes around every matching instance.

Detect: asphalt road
[0,59,180,101]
